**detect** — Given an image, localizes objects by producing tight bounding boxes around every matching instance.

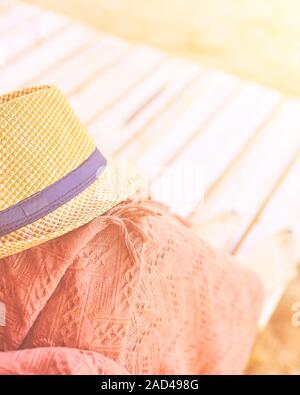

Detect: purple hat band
[0,148,107,238]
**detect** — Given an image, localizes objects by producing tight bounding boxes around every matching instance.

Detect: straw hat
[0,86,141,259]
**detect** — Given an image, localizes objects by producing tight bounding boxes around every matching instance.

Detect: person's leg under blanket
[0,199,263,374]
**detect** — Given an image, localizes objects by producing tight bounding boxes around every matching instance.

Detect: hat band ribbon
[0,148,106,238]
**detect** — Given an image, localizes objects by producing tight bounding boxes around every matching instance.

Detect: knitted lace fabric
[0,200,263,374]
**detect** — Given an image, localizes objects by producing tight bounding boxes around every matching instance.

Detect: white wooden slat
[37,35,130,95]
[0,24,97,93]
[90,57,202,156]
[237,179,300,326]
[0,2,40,34]
[258,287,286,327]
[237,223,297,327]
[200,99,300,246]
[69,47,165,124]
[121,69,240,173]
[0,11,68,64]
[238,152,300,252]
[151,83,281,216]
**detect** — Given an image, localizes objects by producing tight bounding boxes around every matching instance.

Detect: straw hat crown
[0,86,140,258]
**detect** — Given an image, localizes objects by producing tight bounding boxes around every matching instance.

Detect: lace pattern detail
[0,200,263,374]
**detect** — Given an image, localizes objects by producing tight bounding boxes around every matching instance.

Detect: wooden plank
[185,95,300,326]
[237,227,299,326]
[149,82,280,216]
[120,69,240,172]
[89,57,202,156]
[259,287,286,326]
[0,24,97,93]
[0,2,40,35]
[239,154,300,251]
[36,35,130,95]
[192,211,241,252]
[69,46,165,124]
[197,99,300,247]
[0,11,68,64]
[236,148,300,325]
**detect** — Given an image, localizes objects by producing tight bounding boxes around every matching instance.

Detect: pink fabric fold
[0,200,263,374]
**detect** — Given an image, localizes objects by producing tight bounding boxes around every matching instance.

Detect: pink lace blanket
[0,201,263,374]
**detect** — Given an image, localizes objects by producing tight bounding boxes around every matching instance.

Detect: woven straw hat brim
[0,85,142,259]
[0,160,141,259]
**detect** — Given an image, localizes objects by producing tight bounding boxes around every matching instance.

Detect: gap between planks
[191,96,286,218]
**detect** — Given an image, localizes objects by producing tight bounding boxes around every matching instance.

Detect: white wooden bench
[1,1,300,326]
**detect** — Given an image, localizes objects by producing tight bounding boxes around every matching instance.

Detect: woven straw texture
[0,86,141,259]
[0,86,95,210]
